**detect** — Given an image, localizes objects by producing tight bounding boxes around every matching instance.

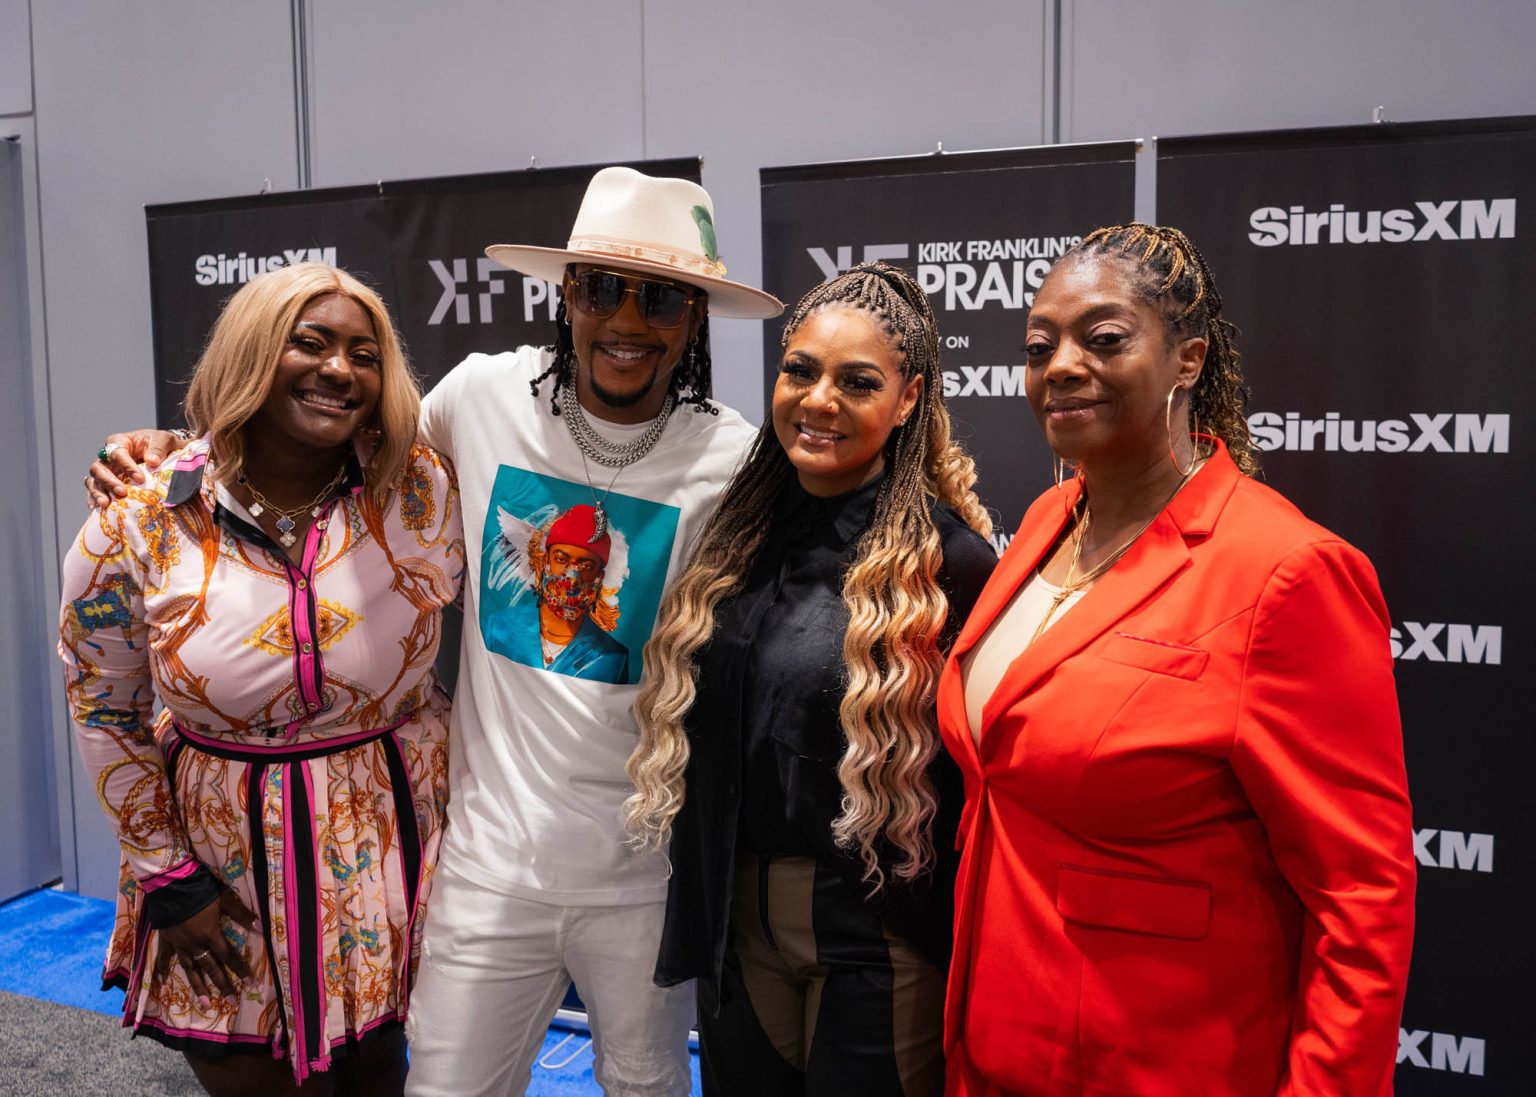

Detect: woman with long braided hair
[626,262,997,1094]
[942,224,1415,1095]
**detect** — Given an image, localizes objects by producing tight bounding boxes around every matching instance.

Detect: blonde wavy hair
[182,262,420,502]
[626,263,992,891]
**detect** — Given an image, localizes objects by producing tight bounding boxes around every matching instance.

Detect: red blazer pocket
[1056,864,1212,940]
[1100,632,1208,680]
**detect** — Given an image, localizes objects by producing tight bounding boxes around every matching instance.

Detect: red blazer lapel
[942,482,1080,764]
[953,481,1081,661]
[970,444,1243,746]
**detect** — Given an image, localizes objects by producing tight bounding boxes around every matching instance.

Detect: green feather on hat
[691,205,719,264]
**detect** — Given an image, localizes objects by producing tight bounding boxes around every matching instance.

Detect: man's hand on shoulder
[86,429,186,508]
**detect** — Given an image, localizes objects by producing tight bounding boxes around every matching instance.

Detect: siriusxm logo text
[1398,1029,1485,1076]
[194,247,337,286]
[1247,412,1508,454]
[1249,199,1514,246]
[1391,623,1501,665]
[942,365,1027,398]
[1413,828,1493,873]
[428,259,557,325]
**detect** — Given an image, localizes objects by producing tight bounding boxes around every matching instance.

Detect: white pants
[405,861,694,1097]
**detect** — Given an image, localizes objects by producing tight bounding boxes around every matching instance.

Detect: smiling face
[245,293,382,459]
[1023,256,1206,476]
[773,306,923,498]
[564,263,703,423]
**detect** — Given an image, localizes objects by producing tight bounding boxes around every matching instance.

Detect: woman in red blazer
[940,224,1414,1096]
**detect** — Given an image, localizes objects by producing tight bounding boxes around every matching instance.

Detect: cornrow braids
[529,276,718,416]
[1070,223,1260,476]
[626,261,991,893]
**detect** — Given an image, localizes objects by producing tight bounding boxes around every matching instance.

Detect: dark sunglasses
[565,268,700,329]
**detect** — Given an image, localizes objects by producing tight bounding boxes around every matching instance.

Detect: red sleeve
[1230,539,1415,1096]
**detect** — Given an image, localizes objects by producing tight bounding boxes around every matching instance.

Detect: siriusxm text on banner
[1246,411,1509,454]
[760,145,1137,540]
[1157,117,1536,1096]
[1248,197,1514,246]
[1397,1029,1487,1079]
[193,246,338,286]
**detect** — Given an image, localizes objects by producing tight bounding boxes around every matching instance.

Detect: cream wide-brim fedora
[485,166,784,320]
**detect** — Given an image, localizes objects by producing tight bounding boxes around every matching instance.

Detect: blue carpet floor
[0,887,703,1095]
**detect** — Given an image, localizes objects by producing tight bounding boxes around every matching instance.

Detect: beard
[586,367,662,410]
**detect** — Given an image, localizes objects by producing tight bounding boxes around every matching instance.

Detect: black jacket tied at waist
[653,474,997,1013]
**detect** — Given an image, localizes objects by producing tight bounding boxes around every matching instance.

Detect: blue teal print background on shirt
[478,464,680,686]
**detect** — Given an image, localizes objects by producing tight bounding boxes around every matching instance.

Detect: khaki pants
[698,854,945,1097]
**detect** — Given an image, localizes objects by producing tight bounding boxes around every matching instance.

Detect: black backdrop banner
[1159,117,1535,1095]
[760,144,1137,544]
[145,157,702,425]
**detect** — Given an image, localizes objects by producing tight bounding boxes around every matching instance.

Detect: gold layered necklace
[237,464,348,548]
[1028,464,1201,647]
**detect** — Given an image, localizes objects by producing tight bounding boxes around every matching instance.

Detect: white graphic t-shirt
[419,347,756,904]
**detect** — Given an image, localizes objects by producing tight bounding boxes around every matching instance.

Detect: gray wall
[11,0,1536,899]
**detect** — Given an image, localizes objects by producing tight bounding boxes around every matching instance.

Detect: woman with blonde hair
[626,262,996,1095]
[60,262,462,1095]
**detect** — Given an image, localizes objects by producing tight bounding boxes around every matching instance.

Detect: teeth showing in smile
[604,347,648,362]
[298,392,350,411]
[797,425,841,442]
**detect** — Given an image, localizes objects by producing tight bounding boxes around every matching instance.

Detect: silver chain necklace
[559,385,675,468]
[559,385,676,541]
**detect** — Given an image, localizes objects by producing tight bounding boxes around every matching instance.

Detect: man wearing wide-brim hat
[401,167,782,1096]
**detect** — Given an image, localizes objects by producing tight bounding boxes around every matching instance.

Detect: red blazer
[938,442,1414,1097]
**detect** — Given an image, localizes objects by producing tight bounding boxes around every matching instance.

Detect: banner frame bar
[760,139,1139,187]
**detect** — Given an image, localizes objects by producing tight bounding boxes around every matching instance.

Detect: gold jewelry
[1052,455,1076,489]
[238,463,347,548]
[1166,384,1199,477]
[1029,466,1198,646]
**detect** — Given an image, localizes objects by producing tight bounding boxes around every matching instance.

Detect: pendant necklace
[238,463,348,548]
[1029,463,1202,646]
[559,386,675,541]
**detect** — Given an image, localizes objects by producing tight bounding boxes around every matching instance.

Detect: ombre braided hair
[625,262,991,891]
[1070,223,1260,476]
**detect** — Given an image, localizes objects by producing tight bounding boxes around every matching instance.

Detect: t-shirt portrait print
[479,465,680,686]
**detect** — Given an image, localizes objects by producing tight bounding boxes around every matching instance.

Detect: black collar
[772,471,886,548]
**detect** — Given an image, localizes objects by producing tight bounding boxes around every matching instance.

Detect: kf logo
[806,244,911,280]
[429,258,510,325]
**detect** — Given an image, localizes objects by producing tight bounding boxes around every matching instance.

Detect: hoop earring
[1053,455,1074,489]
[1166,383,1197,477]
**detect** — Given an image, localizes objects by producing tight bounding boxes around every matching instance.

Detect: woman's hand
[154,888,259,1001]
[85,429,186,508]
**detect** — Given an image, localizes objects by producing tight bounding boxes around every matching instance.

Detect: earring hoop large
[1052,454,1076,489]
[1166,384,1198,477]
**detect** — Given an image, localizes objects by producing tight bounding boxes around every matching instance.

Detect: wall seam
[23,0,76,890]
[639,1,649,159]
[291,0,313,187]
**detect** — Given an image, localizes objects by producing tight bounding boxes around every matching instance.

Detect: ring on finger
[191,950,213,961]
[97,442,123,463]
[83,474,93,489]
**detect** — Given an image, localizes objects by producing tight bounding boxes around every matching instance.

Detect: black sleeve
[141,864,224,929]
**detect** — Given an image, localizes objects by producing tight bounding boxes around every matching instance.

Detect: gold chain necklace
[237,464,348,548]
[1028,464,1201,646]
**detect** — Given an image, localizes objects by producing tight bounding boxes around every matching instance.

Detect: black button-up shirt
[655,475,998,1008]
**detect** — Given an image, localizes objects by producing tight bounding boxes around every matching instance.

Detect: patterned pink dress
[58,439,463,1083]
